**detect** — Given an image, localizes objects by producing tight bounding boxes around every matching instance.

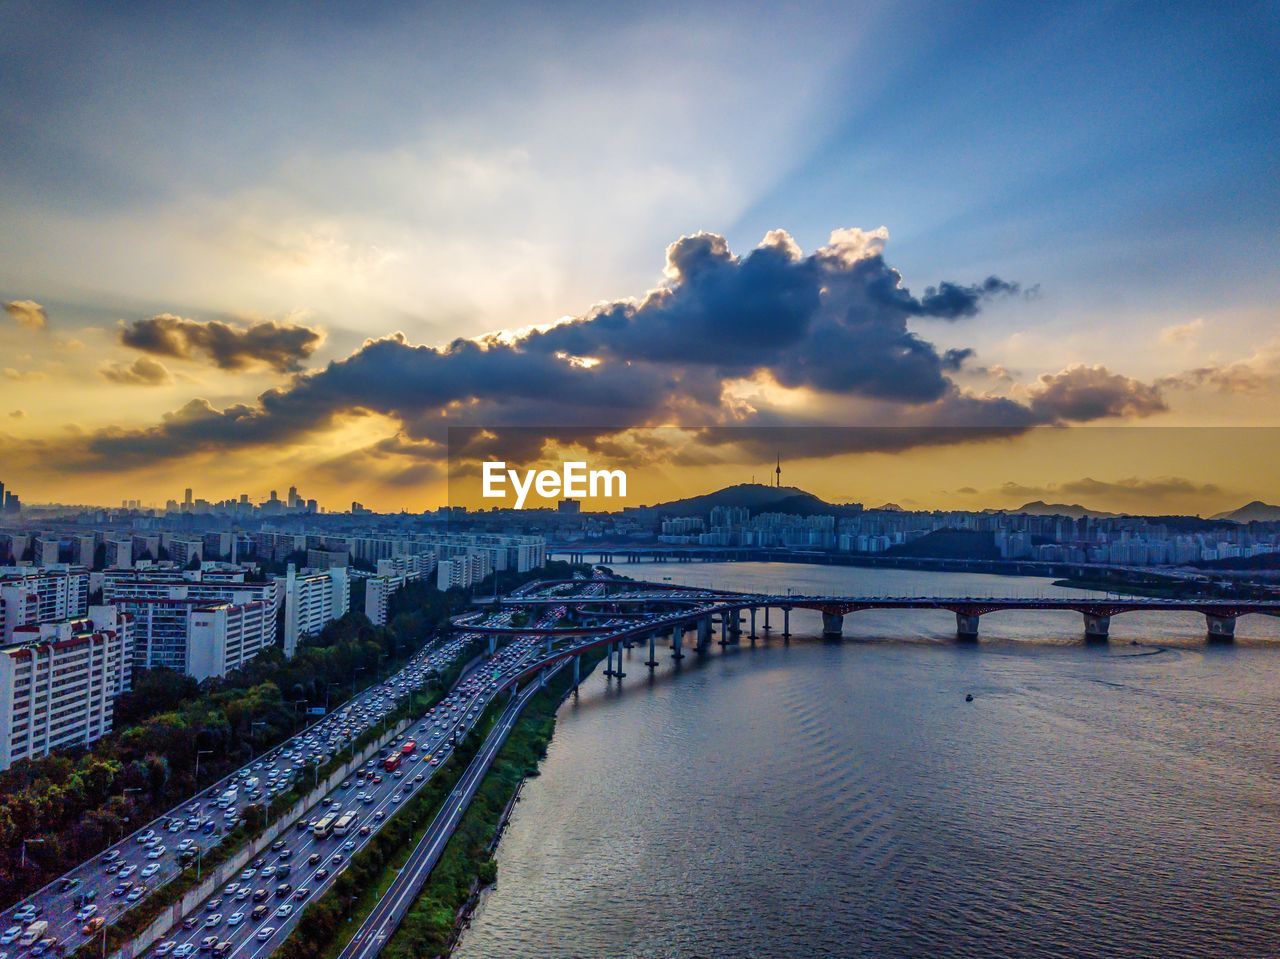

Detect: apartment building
[0,605,133,770]
[280,564,349,657]
[0,566,92,643]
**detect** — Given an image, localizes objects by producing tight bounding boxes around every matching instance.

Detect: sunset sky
[2,1,1278,513]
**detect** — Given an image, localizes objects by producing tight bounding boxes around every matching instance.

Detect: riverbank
[381,652,604,959]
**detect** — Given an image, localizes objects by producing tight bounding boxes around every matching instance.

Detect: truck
[383,753,401,773]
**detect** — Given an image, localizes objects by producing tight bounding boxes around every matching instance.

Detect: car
[13,906,39,923]
[32,938,59,957]
[330,853,343,864]
[126,887,145,903]
[137,829,156,844]
[307,853,321,866]
[204,915,222,928]
[74,906,97,922]
[82,918,105,937]
[141,864,160,879]
[183,918,198,931]
[173,945,196,958]
[270,840,285,852]
[277,848,292,860]
[223,883,239,895]
[274,883,292,897]
[205,898,222,912]
[59,877,81,893]
[239,868,255,881]
[374,811,384,821]
[252,888,268,903]
[255,928,275,943]
[118,864,137,878]
[342,840,355,851]
[199,937,218,952]
[314,868,329,881]
[250,905,268,921]
[226,913,244,928]
[155,941,176,957]
[233,889,249,902]
[358,825,371,836]
[102,850,121,864]
[274,904,293,919]
[292,888,309,901]
[213,942,232,958]
[111,885,128,898]
[0,928,20,945]
[147,846,166,859]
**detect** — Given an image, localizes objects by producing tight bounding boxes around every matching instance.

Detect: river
[453,562,1280,958]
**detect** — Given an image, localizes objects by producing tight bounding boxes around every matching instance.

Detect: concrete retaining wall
[113,718,413,959]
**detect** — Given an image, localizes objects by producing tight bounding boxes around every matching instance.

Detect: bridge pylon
[1083,613,1110,641]
[1206,614,1237,641]
[821,611,844,639]
[955,612,980,641]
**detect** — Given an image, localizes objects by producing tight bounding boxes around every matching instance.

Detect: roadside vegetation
[0,560,582,910]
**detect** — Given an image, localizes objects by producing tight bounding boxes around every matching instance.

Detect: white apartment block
[0,605,133,770]
[186,600,275,680]
[281,565,349,657]
[364,574,403,627]
[105,538,133,569]
[436,553,489,591]
[0,566,91,643]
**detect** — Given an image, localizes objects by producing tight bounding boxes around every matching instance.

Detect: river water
[454,563,1280,958]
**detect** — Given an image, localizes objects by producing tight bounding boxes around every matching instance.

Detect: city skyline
[3,2,1279,511]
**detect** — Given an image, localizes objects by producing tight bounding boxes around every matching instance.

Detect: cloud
[10,227,1169,475]
[119,313,324,373]
[1024,364,1167,421]
[1157,337,1280,395]
[2,368,48,382]
[100,356,174,386]
[1159,318,1204,346]
[3,300,47,330]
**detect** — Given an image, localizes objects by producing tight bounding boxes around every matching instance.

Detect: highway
[0,611,515,958]
[132,597,589,959]
[335,668,558,959]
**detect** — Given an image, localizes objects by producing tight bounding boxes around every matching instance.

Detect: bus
[383,754,401,773]
[311,814,337,839]
[332,812,359,838]
[400,740,416,756]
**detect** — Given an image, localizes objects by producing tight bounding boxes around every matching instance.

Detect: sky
[1,0,1278,513]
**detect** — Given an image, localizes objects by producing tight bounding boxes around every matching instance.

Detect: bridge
[461,580,1280,642]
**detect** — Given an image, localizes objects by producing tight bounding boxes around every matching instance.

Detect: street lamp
[20,837,44,868]
[194,749,213,787]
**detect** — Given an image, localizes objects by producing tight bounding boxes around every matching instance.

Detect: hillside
[1210,500,1280,523]
[645,483,861,518]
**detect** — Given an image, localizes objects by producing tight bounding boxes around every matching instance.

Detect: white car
[273,904,292,919]
[226,913,244,927]
[141,864,160,879]
[75,906,97,922]
[0,927,21,945]
[173,945,196,958]
[147,846,166,859]
[155,942,176,957]
[255,928,275,942]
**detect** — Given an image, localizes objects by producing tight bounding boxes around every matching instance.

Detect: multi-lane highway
[133,600,583,959]
[336,668,560,959]
[0,623,485,958]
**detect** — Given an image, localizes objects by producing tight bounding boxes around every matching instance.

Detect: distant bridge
[460,580,1280,642]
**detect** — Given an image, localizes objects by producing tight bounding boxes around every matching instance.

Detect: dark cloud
[3,300,47,330]
[100,356,173,386]
[1026,364,1167,421]
[27,228,1169,475]
[119,313,324,373]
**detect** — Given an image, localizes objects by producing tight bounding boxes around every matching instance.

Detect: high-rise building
[0,605,133,770]
[0,566,91,643]
[280,564,349,657]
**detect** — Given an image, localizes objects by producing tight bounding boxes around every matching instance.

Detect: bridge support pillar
[646,632,658,668]
[821,612,844,638]
[1083,614,1110,642]
[782,607,791,642]
[763,606,772,633]
[749,607,757,642]
[671,627,685,661]
[488,634,496,657]
[1206,614,1237,641]
[572,654,580,691]
[955,613,980,641]
[545,636,553,657]
[697,616,713,652]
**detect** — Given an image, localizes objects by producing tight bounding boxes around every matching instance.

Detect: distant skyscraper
[184,487,193,506]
